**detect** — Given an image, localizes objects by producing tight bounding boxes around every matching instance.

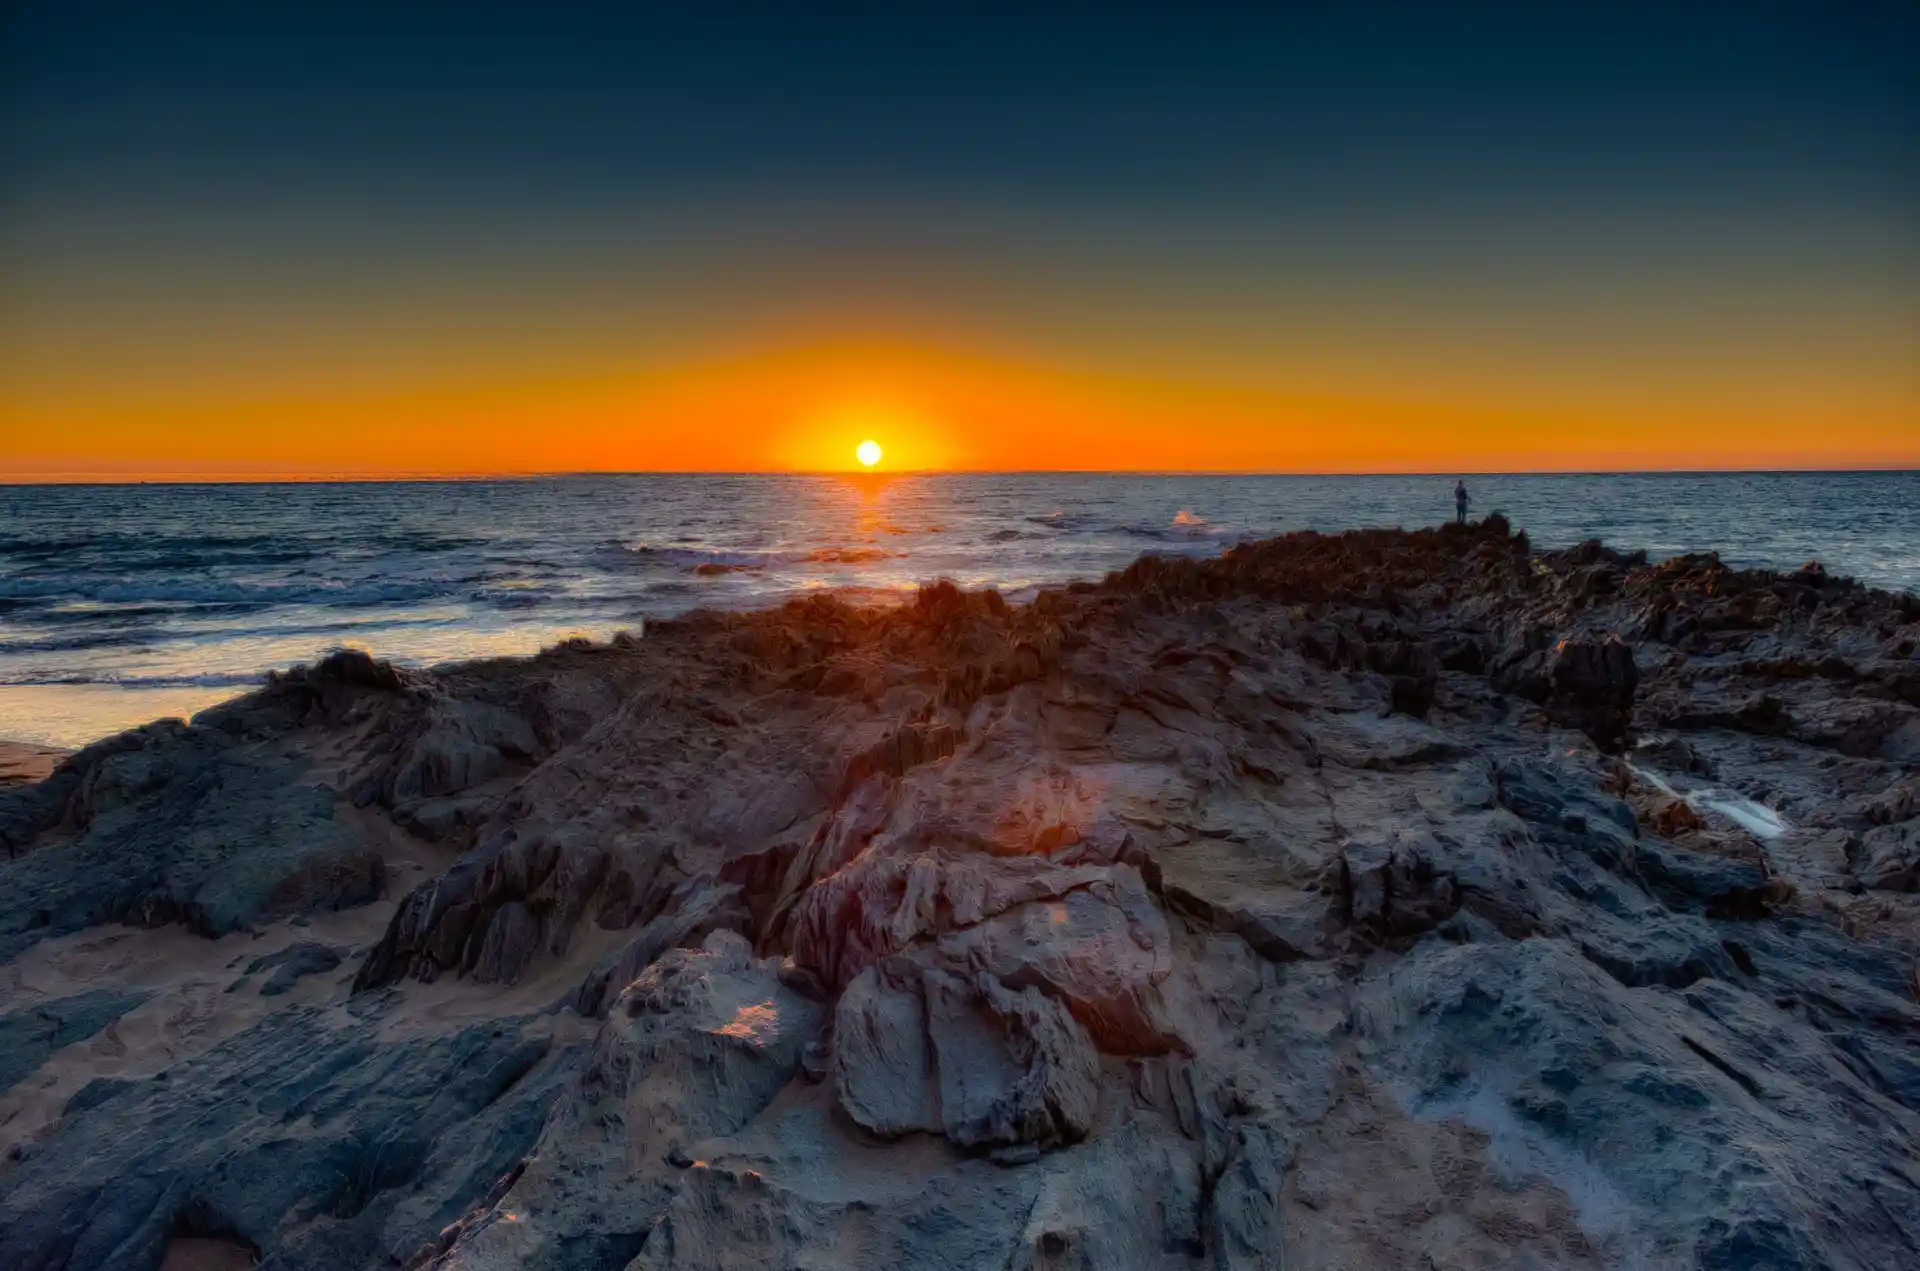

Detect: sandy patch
[158,1235,257,1270]
[0,739,67,787]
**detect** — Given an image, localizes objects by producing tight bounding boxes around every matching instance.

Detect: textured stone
[5,521,1919,1271]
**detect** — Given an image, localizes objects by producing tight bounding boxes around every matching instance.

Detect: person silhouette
[1454,480,1470,525]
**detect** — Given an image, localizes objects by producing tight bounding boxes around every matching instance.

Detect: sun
[855,439,883,468]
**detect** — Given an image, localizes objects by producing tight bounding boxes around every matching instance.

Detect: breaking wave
[0,576,456,607]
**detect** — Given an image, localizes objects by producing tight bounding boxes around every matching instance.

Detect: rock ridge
[0,517,1916,1269]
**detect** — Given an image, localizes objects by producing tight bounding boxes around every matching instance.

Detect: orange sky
[5,335,1915,479]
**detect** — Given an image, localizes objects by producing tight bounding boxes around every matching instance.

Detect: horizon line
[3,462,1918,487]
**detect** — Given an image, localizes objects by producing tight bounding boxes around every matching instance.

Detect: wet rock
[1636,734,1719,778]
[1495,758,1639,869]
[1645,795,1704,837]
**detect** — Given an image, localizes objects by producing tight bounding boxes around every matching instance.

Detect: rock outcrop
[2,518,1918,1270]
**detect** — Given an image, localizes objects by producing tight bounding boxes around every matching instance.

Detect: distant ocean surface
[3,471,1917,748]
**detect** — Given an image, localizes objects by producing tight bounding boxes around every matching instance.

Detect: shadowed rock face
[3,520,1919,1270]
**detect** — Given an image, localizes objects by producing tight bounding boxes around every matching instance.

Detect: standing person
[1454,480,1470,525]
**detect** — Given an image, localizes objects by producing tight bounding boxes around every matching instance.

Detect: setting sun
[856,439,883,468]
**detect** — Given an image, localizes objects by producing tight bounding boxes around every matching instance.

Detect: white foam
[1626,761,1790,840]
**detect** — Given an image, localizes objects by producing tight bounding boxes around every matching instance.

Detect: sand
[0,740,67,788]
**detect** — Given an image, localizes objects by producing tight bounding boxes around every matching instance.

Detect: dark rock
[0,989,152,1096]
[1495,758,1639,870]
[833,963,941,1137]
[0,747,378,963]
[1341,831,1459,938]
[245,941,344,996]
[5,520,1919,1269]
[470,900,541,985]
[1547,635,1640,748]
[923,968,1100,1149]
[1636,840,1775,918]
[0,1008,581,1271]
[1850,821,1920,891]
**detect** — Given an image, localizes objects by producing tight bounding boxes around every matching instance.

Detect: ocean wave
[1025,511,1101,531]
[1,600,272,624]
[473,591,555,609]
[0,576,455,607]
[803,547,894,565]
[599,543,895,573]
[0,670,267,690]
[0,630,157,654]
[597,544,785,572]
[1117,510,1232,542]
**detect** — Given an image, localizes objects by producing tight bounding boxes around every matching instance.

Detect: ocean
[3,471,1916,749]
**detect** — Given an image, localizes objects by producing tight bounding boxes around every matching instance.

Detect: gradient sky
[2,2,1915,476]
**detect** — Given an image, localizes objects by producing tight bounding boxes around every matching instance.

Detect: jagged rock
[0,1007,582,1271]
[0,746,381,963]
[1788,697,1916,758]
[416,932,821,1270]
[1636,840,1775,918]
[1340,831,1459,937]
[1851,821,1920,891]
[1495,757,1640,868]
[930,866,1178,1053]
[4,522,1919,1270]
[1007,1113,1208,1268]
[785,848,1128,993]
[1547,635,1640,749]
[1362,940,1920,1271]
[1203,1123,1291,1271]
[571,879,752,1016]
[923,969,1099,1149]
[831,905,1135,1149]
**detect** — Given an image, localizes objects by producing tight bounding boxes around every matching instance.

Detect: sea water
[3,471,1916,747]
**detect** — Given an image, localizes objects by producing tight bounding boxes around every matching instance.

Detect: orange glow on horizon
[3,338,1915,480]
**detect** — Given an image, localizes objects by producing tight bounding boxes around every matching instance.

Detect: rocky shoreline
[1,516,1917,1270]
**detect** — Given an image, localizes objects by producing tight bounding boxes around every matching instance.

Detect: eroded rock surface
[2,520,1918,1269]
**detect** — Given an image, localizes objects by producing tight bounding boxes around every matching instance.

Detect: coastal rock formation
[2,518,1918,1269]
